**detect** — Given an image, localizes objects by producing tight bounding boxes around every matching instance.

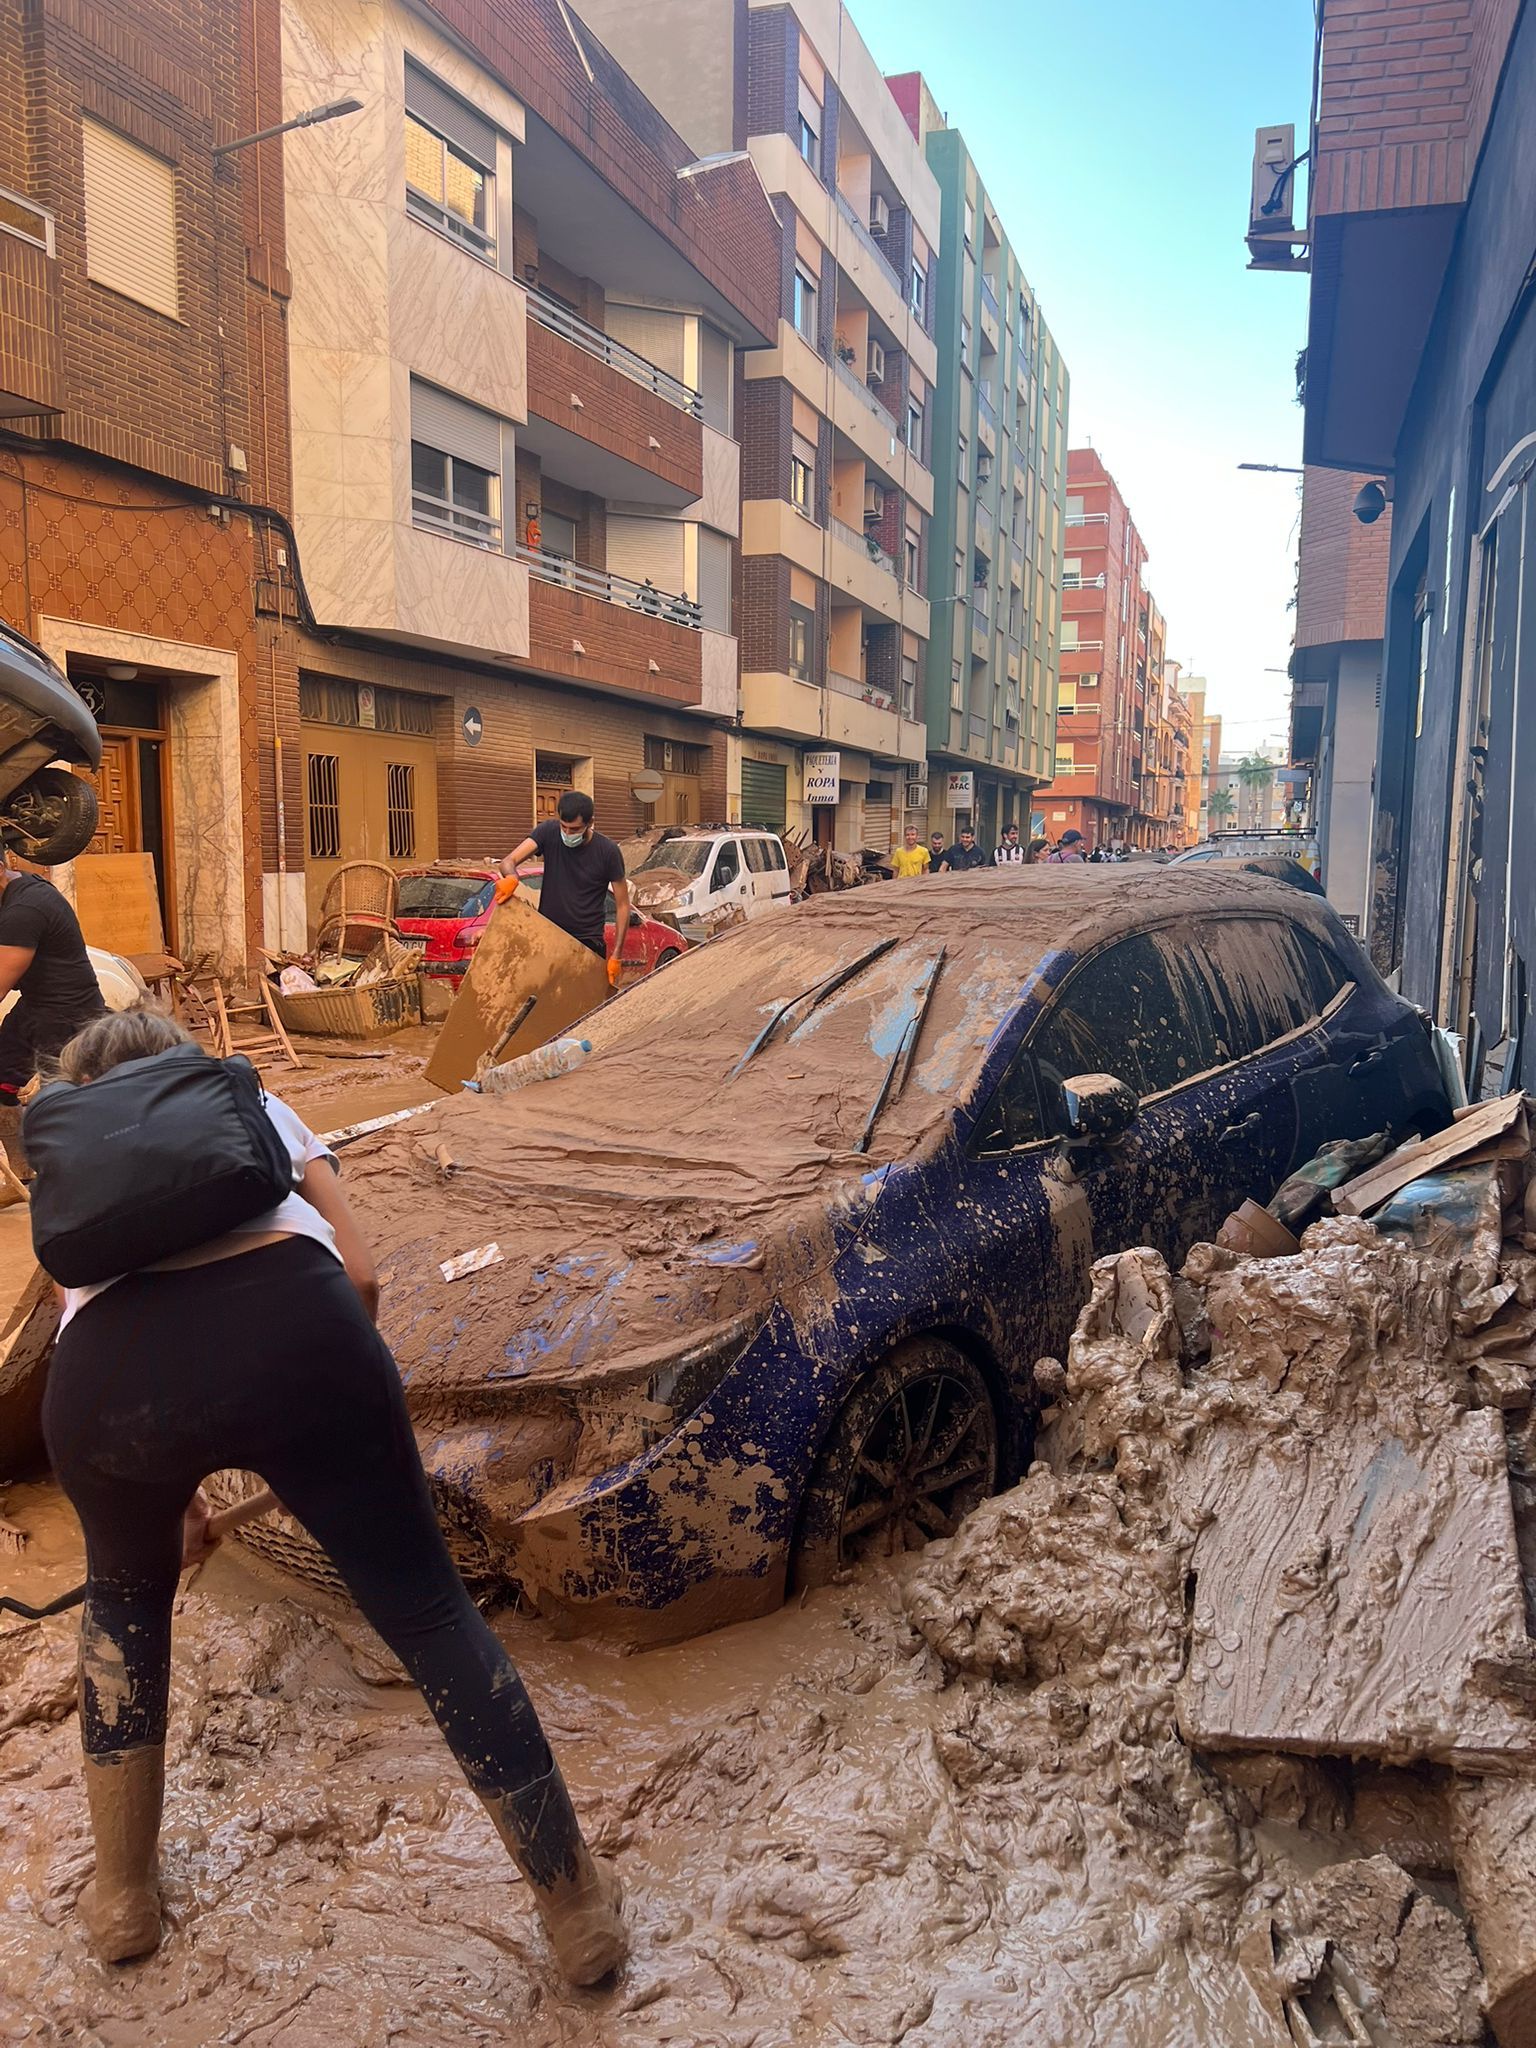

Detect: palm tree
[1207,787,1236,826]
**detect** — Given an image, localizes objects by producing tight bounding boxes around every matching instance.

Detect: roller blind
[81,119,178,319]
[699,323,732,433]
[698,529,731,632]
[404,59,497,169]
[409,377,502,470]
[740,759,788,832]
[605,303,686,383]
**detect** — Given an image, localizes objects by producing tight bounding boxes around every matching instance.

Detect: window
[1066,494,1085,522]
[410,380,504,549]
[954,546,966,596]
[906,395,926,461]
[307,753,341,859]
[711,841,741,889]
[963,198,975,250]
[960,318,973,375]
[901,654,919,719]
[81,119,178,318]
[788,603,814,682]
[540,509,577,560]
[742,836,769,874]
[1060,619,1079,650]
[1008,586,1022,639]
[1053,747,1073,776]
[950,657,964,711]
[404,62,496,260]
[905,526,921,585]
[1056,674,1075,710]
[1195,918,1345,1058]
[958,432,970,487]
[910,259,927,324]
[797,113,819,171]
[386,763,417,859]
[791,432,816,515]
[1030,934,1222,1120]
[793,265,818,343]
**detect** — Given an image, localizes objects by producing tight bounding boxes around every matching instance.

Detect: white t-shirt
[58,1095,342,1329]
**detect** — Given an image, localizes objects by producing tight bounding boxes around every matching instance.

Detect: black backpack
[24,1042,296,1286]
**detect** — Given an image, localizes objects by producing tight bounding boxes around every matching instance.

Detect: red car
[396,861,688,985]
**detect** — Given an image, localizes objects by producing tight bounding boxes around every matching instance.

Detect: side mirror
[1061,1072,1138,1142]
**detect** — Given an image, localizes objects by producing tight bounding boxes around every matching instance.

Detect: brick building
[886,71,1069,851]
[1284,0,1532,1078]
[577,0,935,851]
[279,0,779,926]
[1032,448,1165,849]
[0,0,296,969]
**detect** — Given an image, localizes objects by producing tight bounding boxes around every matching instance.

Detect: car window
[636,839,712,879]
[1194,916,1333,1059]
[1032,933,1222,1118]
[397,874,493,918]
[742,838,768,875]
[1297,928,1352,1012]
[711,842,741,889]
[766,839,787,872]
[971,931,1222,1154]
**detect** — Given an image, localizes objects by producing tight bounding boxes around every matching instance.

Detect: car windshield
[398,875,493,918]
[635,839,714,880]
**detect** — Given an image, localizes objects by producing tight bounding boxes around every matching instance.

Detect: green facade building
[889,74,1069,846]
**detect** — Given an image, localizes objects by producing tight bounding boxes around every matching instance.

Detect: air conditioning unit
[976,451,993,483]
[905,780,928,808]
[863,481,885,523]
[869,193,890,237]
[866,338,887,385]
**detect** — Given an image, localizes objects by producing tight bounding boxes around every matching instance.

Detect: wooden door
[85,737,138,856]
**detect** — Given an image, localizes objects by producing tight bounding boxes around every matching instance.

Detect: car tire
[653,945,681,968]
[0,767,98,864]
[790,1336,998,1591]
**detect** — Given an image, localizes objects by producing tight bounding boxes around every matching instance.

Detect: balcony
[1062,571,1106,591]
[0,196,62,420]
[834,189,903,295]
[833,352,899,439]
[523,287,703,507]
[828,666,894,713]
[980,274,1000,322]
[831,515,897,581]
[1068,510,1109,528]
[521,547,703,706]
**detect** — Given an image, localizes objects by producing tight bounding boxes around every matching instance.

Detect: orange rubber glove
[606,955,622,989]
[493,873,520,906]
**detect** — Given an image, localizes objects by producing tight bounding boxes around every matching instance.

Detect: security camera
[1353,480,1387,525]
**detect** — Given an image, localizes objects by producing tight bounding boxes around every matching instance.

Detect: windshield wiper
[854,948,946,1155]
[731,936,900,1077]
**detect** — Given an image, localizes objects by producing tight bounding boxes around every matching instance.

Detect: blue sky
[857,0,1315,749]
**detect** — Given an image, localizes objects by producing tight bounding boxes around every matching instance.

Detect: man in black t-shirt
[498,790,631,984]
[0,863,106,1161]
[938,827,988,872]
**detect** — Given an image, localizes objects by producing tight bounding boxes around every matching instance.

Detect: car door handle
[1349,1048,1384,1075]
[1219,1114,1263,1143]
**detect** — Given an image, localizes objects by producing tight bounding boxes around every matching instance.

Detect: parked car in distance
[1167,854,1325,897]
[395,860,687,984]
[256,869,1450,1643]
[1174,832,1320,879]
[628,825,792,931]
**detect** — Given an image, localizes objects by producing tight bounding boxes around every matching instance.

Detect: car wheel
[791,1337,998,1591]
[653,945,680,968]
[0,767,98,864]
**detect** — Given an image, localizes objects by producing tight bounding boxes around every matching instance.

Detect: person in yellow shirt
[890,823,932,878]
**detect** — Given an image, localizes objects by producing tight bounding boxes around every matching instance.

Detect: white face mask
[560,827,588,848]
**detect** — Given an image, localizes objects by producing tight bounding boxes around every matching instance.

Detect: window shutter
[404,60,497,169]
[81,119,177,319]
[697,529,731,632]
[409,378,502,470]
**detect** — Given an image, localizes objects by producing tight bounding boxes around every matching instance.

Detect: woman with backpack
[31,1005,626,1985]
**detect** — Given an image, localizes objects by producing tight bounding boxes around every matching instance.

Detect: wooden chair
[314,862,400,958]
[179,974,302,1071]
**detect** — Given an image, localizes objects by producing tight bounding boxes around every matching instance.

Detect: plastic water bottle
[477,1035,592,1096]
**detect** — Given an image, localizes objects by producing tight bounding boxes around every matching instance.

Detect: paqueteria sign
[803,750,841,805]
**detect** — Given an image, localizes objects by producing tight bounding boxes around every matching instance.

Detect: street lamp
[214,96,364,159]
[1237,462,1304,474]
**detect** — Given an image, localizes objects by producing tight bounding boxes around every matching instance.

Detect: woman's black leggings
[42,1237,552,1796]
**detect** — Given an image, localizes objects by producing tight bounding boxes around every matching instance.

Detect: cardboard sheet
[424,895,608,1094]
[71,852,165,957]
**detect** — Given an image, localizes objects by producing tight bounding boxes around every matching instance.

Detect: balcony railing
[1062,571,1106,590]
[525,285,704,419]
[1062,638,1105,653]
[834,189,903,293]
[977,384,998,431]
[831,515,898,580]
[517,545,702,627]
[980,273,1000,321]
[832,352,900,439]
[1067,510,1109,527]
[413,489,502,551]
[828,667,895,710]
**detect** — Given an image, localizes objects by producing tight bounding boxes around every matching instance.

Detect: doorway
[68,665,173,948]
[535,753,578,820]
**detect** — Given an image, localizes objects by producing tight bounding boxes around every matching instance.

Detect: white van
[630,827,792,928]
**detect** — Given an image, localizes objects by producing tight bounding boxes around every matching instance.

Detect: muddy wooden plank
[1334,1093,1527,1216]
[71,851,165,956]
[1178,1406,1536,1768]
[0,1268,59,1478]
[424,895,608,1095]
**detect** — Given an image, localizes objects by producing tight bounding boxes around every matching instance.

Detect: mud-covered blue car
[272,869,1449,1640]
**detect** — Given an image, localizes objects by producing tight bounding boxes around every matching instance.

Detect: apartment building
[886,72,1069,850]
[577,0,935,850]
[1032,448,1153,849]
[1141,658,1192,850]
[278,0,778,922]
[0,0,296,969]
[1179,677,1207,842]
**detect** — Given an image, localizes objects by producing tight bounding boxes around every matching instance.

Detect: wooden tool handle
[207,1485,279,1539]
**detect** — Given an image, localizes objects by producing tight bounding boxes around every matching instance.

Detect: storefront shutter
[863,790,893,853]
[740,759,788,831]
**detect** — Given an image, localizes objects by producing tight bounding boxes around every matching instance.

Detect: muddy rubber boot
[480,1762,627,1986]
[78,1745,165,1963]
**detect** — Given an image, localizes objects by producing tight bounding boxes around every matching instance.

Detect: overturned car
[242,869,1449,1640]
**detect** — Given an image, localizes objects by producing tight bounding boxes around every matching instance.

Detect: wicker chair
[314,861,400,957]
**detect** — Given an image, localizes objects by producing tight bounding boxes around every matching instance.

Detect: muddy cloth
[0,873,104,1095]
[528,819,624,956]
[41,1237,553,1791]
